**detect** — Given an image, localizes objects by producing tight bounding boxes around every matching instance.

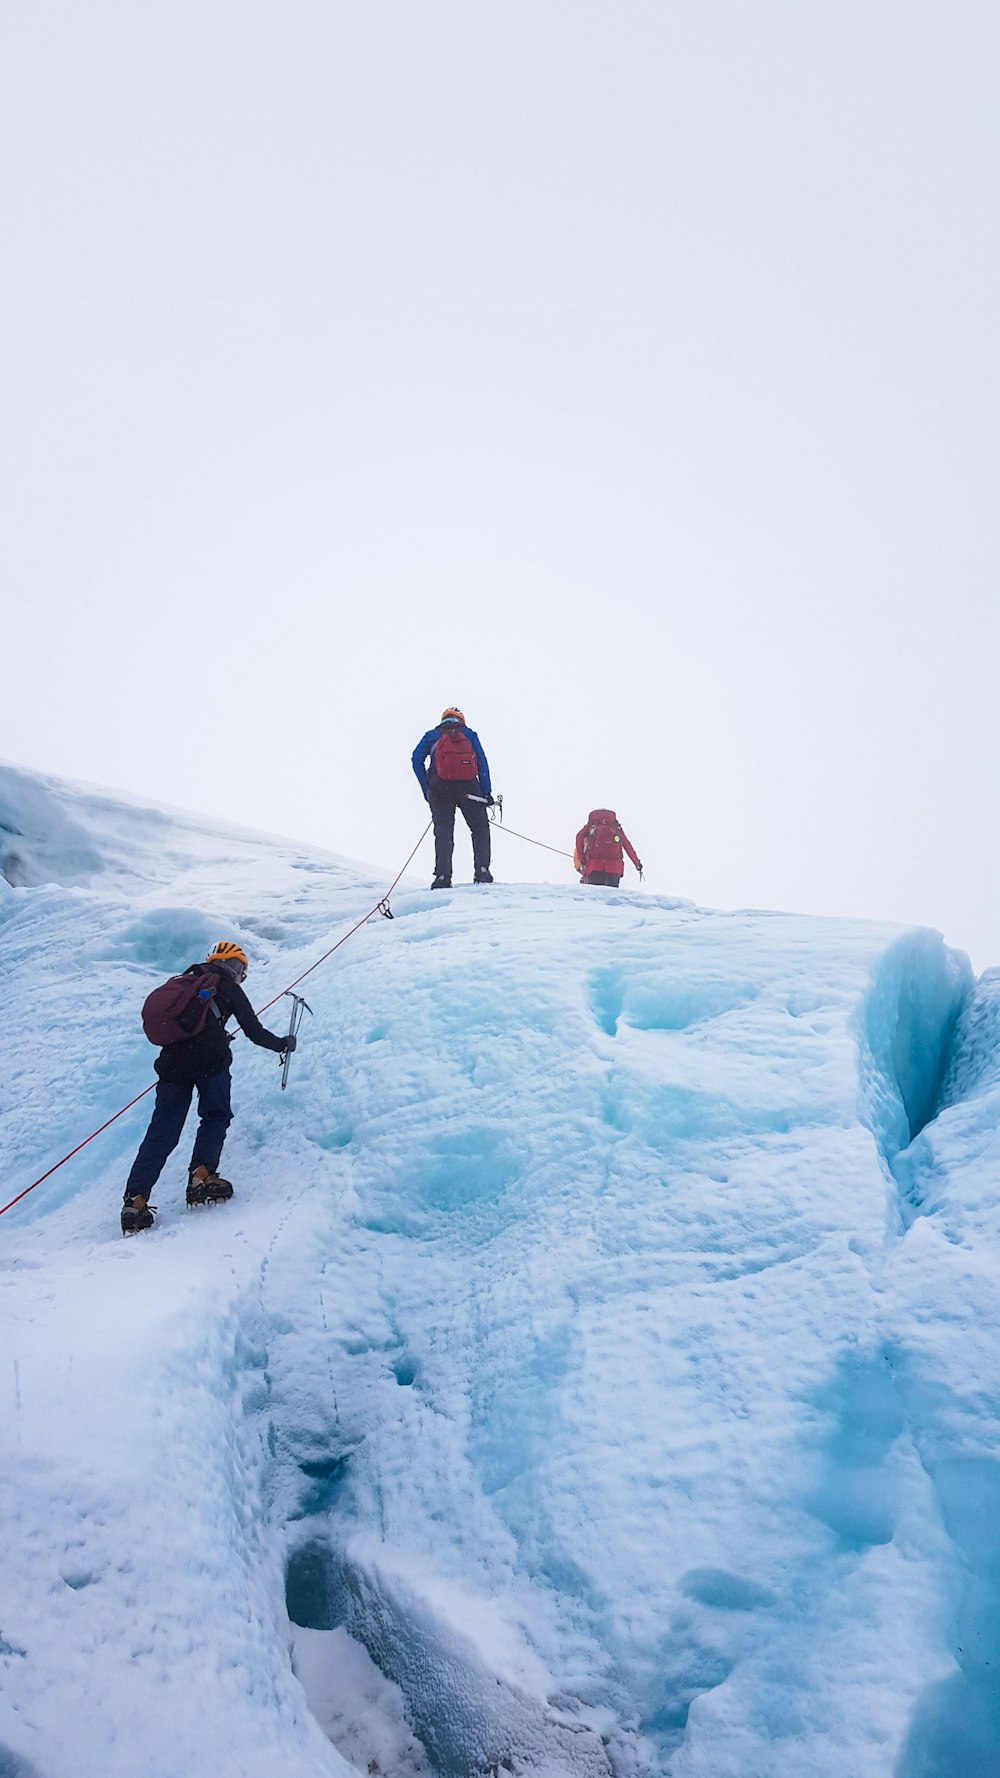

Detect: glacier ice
[1,760,998,1778]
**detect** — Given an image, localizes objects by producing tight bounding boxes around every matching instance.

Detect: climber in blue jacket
[411,707,493,889]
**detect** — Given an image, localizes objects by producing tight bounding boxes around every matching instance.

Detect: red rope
[0,822,432,1220]
[0,1085,157,1218]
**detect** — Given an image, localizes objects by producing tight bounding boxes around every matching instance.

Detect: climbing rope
[0,1086,164,1221]
[254,821,430,1014]
[0,822,432,1221]
[491,823,574,862]
[477,795,575,862]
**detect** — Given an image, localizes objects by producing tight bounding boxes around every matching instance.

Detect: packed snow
[1,760,996,1778]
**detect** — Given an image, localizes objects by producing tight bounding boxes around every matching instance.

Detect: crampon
[186,1167,233,1207]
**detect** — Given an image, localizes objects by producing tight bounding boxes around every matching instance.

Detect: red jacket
[574,810,642,879]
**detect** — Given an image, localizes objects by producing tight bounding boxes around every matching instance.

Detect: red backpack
[141,965,222,1046]
[433,727,478,782]
[582,810,624,874]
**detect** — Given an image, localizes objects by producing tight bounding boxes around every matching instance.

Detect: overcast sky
[3,2,998,964]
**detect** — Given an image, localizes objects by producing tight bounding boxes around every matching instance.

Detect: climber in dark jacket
[411,706,494,889]
[121,941,292,1233]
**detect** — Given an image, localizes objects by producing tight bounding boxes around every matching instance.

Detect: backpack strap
[190,962,225,1021]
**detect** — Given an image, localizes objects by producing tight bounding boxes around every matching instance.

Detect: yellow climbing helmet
[440,706,466,724]
[206,940,249,971]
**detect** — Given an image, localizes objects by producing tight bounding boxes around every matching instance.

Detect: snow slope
[0,761,992,1778]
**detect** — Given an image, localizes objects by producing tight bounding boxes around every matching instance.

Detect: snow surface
[0,760,994,1778]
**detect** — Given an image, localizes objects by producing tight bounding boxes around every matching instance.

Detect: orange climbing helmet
[206,941,248,972]
[440,706,466,725]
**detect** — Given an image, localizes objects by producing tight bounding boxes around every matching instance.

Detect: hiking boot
[431,875,451,890]
[121,1196,156,1236]
[474,867,494,884]
[186,1166,234,1207]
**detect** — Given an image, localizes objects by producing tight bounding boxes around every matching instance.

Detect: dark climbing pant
[427,779,491,881]
[124,1065,233,1201]
[584,870,622,887]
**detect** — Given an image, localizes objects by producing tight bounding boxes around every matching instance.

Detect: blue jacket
[412,724,491,797]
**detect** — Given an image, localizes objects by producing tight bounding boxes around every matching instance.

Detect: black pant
[124,1065,233,1201]
[427,778,491,879]
[584,870,622,887]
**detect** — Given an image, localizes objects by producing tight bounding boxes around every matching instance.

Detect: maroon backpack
[141,965,222,1046]
[434,727,478,782]
[582,810,624,874]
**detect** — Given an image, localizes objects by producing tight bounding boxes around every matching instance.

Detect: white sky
[3,2,998,965]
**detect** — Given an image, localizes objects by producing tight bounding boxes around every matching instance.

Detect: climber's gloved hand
[282,1033,298,1054]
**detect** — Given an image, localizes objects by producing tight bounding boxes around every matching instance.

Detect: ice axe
[280,991,312,1090]
[466,792,503,822]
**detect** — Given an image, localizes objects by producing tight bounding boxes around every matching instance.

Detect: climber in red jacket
[574,810,643,887]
